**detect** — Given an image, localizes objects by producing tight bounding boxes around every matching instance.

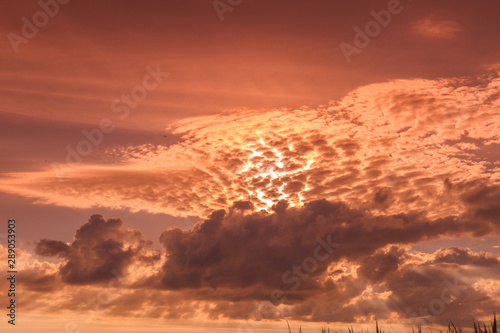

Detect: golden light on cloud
[0,74,499,219]
[5,2,500,332]
[236,136,319,211]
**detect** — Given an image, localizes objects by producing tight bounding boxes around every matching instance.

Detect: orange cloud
[414,18,463,39]
[13,195,500,326]
[0,73,499,219]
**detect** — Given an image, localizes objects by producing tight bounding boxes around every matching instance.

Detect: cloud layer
[35,214,160,284]
[23,181,500,325]
[2,73,500,328]
[1,73,499,220]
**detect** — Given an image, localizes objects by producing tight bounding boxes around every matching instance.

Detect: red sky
[1,1,500,332]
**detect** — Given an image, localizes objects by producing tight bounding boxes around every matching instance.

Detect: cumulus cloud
[13,185,500,325]
[35,214,160,284]
[156,192,500,293]
[2,73,500,326]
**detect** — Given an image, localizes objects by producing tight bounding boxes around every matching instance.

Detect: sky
[0,0,500,332]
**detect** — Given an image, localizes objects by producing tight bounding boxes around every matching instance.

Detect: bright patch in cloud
[0,74,499,219]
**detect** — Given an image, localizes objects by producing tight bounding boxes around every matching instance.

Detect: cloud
[414,18,463,39]
[150,196,500,324]
[0,257,61,295]
[35,214,160,284]
[35,239,71,258]
[432,246,500,266]
[12,185,500,325]
[154,184,500,287]
[2,72,500,325]
[0,73,499,220]
[17,263,61,292]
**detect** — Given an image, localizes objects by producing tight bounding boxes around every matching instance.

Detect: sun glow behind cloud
[0,74,499,219]
[2,74,500,330]
[238,137,318,211]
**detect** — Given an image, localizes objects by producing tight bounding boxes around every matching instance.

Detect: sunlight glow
[236,136,316,211]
